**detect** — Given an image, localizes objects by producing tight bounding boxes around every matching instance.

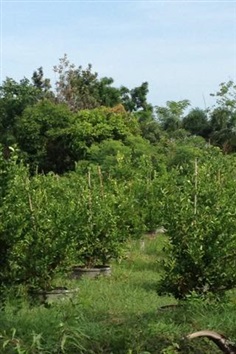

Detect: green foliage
[0,155,145,289]
[167,144,203,174]
[65,169,130,267]
[16,102,143,174]
[0,72,52,148]
[0,169,75,290]
[86,135,159,181]
[130,172,167,233]
[113,178,146,239]
[73,107,139,145]
[87,140,133,179]
[31,67,51,92]
[183,108,210,138]
[0,147,29,285]
[121,81,152,112]
[53,54,122,111]
[2,61,236,307]
[15,99,76,173]
[53,55,153,114]
[210,80,236,111]
[134,109,162,144]
[156,100,190,133]
[53,54,99,110]
[158,151,236,299]
[209,106,236,153]
[209,81,236,153]
[210,107,230,131]
[70,107,141,168]
[0,145,21,206]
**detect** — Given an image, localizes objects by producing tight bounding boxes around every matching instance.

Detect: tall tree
[210,80,236,112]
[32,67,51,93]
[156,99,190,133]
[182,108,210,138]
[53,54,153,113]
[0,68,52,149]
[0,78,41,147]
[15,100,75,174]
[209,81,236,153]
[53,54,121,111]
[120,82,152,112]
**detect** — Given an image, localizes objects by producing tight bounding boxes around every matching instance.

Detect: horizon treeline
[1,54,236,174]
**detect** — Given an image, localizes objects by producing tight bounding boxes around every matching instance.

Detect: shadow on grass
[0,289,226,354]
[76,305,221,354]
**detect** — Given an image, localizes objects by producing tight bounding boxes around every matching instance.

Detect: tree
[183,108,210,138]
[87,139,132,178]
[120,82,152,112]
[15,100,75,174]
[210,107,231,131]
[96,77,122,107]
[53,54,122,111]
[0,69,52,150]
[210,80,236,112]
[53,54,153,114]
[16,101,141,174]
[209,81,236,153]
[32,67,51,92]
[0,78,40,147]
[53,54,98,110]
[70,107,141,160]
[156,100,190,133]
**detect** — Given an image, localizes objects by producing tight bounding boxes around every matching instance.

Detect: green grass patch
[1,235,236,353]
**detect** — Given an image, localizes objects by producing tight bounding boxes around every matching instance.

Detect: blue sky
[1,0,236,109]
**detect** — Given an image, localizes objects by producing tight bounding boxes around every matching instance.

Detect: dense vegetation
[1,55,236,352]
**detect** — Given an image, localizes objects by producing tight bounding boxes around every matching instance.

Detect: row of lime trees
[1,143,236,300]
[0,146,163,293]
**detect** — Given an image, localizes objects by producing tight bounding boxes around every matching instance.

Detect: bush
[158,152,236,299]
[0,170,75,290]
[65,168,145,267]
[0,162,142,289]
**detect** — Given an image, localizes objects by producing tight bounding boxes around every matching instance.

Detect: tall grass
[1,235,236,353]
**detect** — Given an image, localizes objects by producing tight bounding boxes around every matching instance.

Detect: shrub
[158,152,236,299]
[0,170,75,290]
[66,168,142,267]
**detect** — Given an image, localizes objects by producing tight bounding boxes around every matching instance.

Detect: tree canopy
[0,54,236,173]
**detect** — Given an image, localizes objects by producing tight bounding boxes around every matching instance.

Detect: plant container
[31,286,79,304]
[71,265,111,279]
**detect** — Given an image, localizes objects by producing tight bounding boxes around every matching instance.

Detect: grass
[1,235,236,353]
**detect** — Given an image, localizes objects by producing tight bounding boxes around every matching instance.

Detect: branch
[186,330,236,354]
